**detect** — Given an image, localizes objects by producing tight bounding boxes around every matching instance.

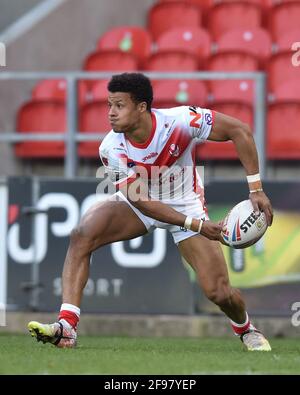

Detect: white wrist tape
[198,219,204,233]
[249,188,263,193]
[247,173,261,183]
[184,216,193,230]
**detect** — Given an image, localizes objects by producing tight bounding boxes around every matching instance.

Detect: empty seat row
[82,48,298,94]
[93,24,300,67]
[28,75,300,110]
[15,92,300,160]
[150,0,300,39]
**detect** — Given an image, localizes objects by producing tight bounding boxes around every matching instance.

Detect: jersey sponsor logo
[205,113,212,125]
[142,152,158,162]
[168,143,180,157]
[189,111,202,128]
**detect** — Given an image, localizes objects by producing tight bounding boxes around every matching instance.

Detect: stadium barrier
[2,176,300,317]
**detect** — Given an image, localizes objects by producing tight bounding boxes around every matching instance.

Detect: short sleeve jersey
[99,106,214,205]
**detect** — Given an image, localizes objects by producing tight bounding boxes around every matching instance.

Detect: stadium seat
[273,80,300,102]
[157,0,211,20]
[269,1,300,39]
[96,26,152,67]
[79,80,109,106]
[268,52,300,92]
[152,80,208,108]
[15,101,66,158]
[155,27,211,64]
[78,101,110,158]
[148,1,201,41]
[275,29,300,52]
[207,52,258,102]
[32,79,67,100]
[207,51,259,71]
[216,28,272,67]
[146,50,199,71]
[83,49,138,72]
[83,49,138,91]
[32,79,88,107]
[209,80,254,106]
[197,102,253,160]
[208,2,263,39]
[267,102,300,159]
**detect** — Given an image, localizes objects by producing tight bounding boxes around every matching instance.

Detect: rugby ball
[221,199,267,249]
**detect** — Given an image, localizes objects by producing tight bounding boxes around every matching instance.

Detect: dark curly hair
[108,73,153,112]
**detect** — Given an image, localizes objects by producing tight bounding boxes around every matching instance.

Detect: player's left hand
[249,190,273,226]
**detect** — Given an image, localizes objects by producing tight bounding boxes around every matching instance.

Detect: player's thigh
[178,234,230,292]
[77,197,148,250]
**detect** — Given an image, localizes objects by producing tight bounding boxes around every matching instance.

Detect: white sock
[60,303,80,317]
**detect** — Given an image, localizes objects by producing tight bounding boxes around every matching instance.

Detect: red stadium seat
[216,28,272,67]
[15,101,66,158]
[32,79,67,100]
[208,2,262,39]
[268,52,300,92]
[152,80,208,108]
[32,79,90,107]
[157,0,211,21]
[148,2,201,41]
[197,102,253,160]
[210,80,254,105]
[78,101,110,158]
[156,27,211,63]
[83,49,138,72]
[269,1,300,39]
[83,49,138,92]
[275,29,300,52]
[273,80,300,101]
[79,80,109,106]
[207,52,259,71]
[146,50,199,71]
[97,26,152,67]
[267,102,300,159]
[207,52,258,102]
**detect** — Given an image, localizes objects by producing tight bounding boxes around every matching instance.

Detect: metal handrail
[0,71,266,178]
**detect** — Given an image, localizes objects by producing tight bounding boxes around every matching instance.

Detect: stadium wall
[3,177,300,319]
[3,312,298,338]
[0,0,43,32]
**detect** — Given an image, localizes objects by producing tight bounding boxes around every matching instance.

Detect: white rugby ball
[221,199,267,249]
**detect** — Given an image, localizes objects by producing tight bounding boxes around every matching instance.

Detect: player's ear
[138,101,147,113]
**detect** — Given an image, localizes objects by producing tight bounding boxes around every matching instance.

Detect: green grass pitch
[0,334,299,375]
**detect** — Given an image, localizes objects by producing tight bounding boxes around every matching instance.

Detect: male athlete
[28,73,273,351]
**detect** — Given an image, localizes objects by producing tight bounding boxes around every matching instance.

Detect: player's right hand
[196,220,224,242]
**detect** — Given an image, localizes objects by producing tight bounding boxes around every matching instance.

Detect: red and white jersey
[99,106,214,206]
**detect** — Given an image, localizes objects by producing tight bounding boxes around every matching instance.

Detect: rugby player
[28,73,273,351]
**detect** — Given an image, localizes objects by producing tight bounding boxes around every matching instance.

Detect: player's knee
[69,226,94,249]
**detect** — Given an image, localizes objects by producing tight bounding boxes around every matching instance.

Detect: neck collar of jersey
[126,111,156,149]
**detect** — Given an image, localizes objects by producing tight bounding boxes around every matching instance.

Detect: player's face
[108,92,145,133]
